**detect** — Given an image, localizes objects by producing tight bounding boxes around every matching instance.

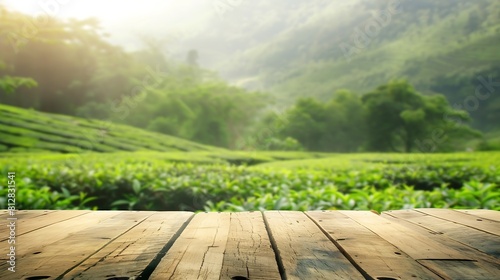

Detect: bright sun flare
[1,0,209,26]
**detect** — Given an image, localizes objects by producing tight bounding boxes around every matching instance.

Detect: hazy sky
[1,0,214,50]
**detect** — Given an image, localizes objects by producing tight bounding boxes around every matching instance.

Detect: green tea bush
[0,152,498,212]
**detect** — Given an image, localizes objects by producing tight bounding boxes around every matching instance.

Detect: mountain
[169,0,500,106]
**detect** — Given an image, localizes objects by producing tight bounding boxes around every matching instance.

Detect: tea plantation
[1,151,498,212]
[0,104,498,212]
[0,104,222,153]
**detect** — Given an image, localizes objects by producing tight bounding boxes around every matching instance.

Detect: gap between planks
[383,209,500,258]
[305,210,442,280]
[415,209,500,236]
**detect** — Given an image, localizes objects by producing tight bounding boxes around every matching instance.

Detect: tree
[117,60,265,148]
[275,91,367,152]
[0,8,144,116]
[0,61,37,94]
[362,80,479,152]
[324,90,367,152]
[281,97,329,151]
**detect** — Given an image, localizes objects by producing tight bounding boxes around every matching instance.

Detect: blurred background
[1,0,499,152]
[0,0,499,211]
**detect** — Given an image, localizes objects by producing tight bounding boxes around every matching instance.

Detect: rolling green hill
[0,103,224,154]
[0,104,336,164]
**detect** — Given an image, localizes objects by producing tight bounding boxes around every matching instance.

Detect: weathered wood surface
[0,209,498,280]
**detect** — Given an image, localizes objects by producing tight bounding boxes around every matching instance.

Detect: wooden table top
[0,209,498,280]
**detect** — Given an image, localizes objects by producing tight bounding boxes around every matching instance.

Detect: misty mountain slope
[171,0,357,74]
[173,0,500,105]
[270,0,500,101]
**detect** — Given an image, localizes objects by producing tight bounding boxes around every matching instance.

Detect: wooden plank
[0,210,55,238]
[0,211,151,280]
[1,211,122,256]
[220,212,281,280]
[306,210,441,280]
[0,210,55,222]
[340,210,472,260]
[418,260,500,280]
[457,209,500,222]
[150,212,232,279]
[0,209,53,217]
[416,208,500,236]
[0,210,91,241]
[384,210,500,258]
[381,212,500,279]
[63,211,194,280]
[0,209,497,279]
[0,211,122,270]
[264,211,364,280]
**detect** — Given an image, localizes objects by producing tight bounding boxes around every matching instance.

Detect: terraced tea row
[0,104,221,153]
[1,152,498,212]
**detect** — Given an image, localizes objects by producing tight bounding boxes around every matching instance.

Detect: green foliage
[430,65,500,132]
[121,71,266,148]
[220,0,500,120]
[0,75,37,94]
[477,132,500,151]
[262,137,304,151]
[268,90,366,152]
[0,60,38,94]
[1,152,498,212]
[0,8,142,115]
[260,82,481,153]
[362,80,481,152]
[0,8,265,149]
[2,3,497,152]
[281,97,329,150]
[0,103,223,153]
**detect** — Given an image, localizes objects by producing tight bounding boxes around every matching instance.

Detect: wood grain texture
[0,209,53,218]
[418,260,499,280]
[0,211,150,280]
[0,210,90,241]
[264,211,364,280]
[220,212,281,280]
[382,211,500,279]
[150,212,232,280]
[456,209,500,222]
[65,211,193,280]
[340,210,470,260]
[384,209,500,258]
[307,210,441,280]
[415,208,500,236]
[0,210,55,239]
[2,209,498,279]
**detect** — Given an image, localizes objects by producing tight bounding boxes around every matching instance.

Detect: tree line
[248,80,481,153]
